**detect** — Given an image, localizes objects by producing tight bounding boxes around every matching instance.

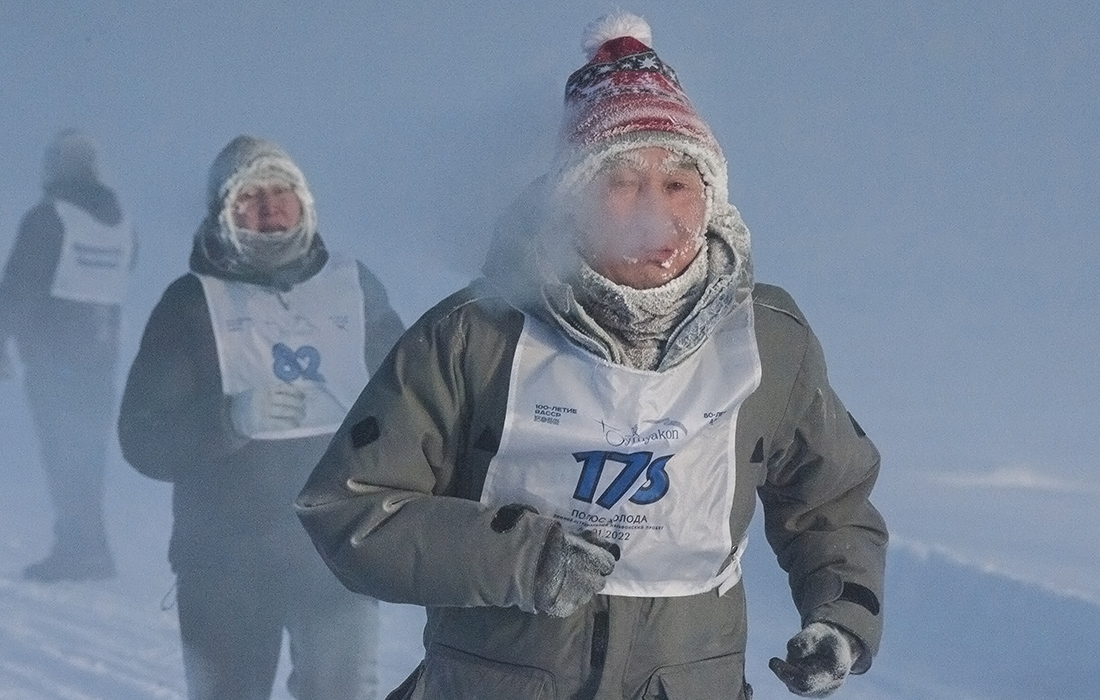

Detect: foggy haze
[1,1,1098,698]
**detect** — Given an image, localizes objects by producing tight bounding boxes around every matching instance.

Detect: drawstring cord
[159,581,177,611]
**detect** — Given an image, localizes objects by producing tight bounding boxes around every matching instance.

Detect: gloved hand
[769,622,862,698]
[229,383,307,437]
[533,525,617,618]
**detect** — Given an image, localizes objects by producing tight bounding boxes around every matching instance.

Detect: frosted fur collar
[190,217,329,292]
[482,174,753,371]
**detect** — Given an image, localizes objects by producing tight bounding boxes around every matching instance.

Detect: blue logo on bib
[272,343,324,382]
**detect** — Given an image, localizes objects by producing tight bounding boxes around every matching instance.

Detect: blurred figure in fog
[0,129,134,582]
[118,135,402,700]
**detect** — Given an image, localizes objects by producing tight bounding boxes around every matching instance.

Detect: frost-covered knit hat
[553,12,728,220]
[42,128,101,186]
[206,135,318,242]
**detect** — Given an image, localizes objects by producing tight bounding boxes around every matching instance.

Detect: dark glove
[769,622,862,697]
[533,525,617,617]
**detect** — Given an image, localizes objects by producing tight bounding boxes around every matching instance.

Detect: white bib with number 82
[197,254,368,440]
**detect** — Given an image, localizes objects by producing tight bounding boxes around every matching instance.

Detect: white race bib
[49,200,134,305]
[198,254,369,440]
[481,298,761,597]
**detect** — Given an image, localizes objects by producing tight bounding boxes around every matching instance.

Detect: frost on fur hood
[190,135,328,291]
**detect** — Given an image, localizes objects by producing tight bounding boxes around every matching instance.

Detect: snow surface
[0,378,427,700]
[0,576,426,700]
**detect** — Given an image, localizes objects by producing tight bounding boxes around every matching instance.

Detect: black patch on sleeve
[350,417,380,448]
[490,503,537,533]
[473,427,500,453]
[750,437,765,463]
[847,412,866,438]
[840,582,880,616]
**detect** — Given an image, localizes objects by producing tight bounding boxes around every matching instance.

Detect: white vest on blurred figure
[481,297,762,597]
[197,253,368,440]
[49,200,134,305]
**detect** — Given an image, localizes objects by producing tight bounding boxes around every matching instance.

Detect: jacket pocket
[420,644,555,700]
[639,652,745,700]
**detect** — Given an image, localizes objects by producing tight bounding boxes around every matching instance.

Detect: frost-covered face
[231,181,303,233]
[573,147,707,290]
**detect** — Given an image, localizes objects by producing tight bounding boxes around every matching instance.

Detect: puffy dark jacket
[119,260,404,573]
[0,180,126,368]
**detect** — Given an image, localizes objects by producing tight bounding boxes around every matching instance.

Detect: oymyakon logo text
[602,418,688,448]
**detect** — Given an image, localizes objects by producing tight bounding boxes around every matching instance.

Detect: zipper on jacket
[590,609,610,672]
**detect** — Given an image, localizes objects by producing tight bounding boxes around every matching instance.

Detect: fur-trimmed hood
[190,135,326,291]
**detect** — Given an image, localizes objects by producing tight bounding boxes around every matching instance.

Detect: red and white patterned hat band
[561,35,720,154]
[552,14,729,214]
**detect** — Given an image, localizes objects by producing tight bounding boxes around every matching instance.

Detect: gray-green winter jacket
[296,176,886,699]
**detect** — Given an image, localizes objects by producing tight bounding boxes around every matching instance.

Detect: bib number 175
[570,451,671,509]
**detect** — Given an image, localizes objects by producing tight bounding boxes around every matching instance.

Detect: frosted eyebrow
[600,150,648,172]
[238,178,296,193]
[659,152,698,175]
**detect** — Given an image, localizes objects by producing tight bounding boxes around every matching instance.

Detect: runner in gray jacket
[298,13,886,700]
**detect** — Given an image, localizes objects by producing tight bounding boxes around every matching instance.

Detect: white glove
[229,383,307,438]
[769,622,862,697]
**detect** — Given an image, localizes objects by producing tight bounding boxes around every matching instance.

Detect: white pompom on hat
[554,12,729,222]
[581,12,653,58]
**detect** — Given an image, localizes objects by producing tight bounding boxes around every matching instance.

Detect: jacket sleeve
[295,295,555,610]
[758,306,887,673]
[0,203,63,340]
[117,274,245,481]
[355,260,406,374]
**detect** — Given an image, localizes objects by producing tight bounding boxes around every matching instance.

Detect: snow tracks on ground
[0,577,183,700]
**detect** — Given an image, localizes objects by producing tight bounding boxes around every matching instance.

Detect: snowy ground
[0,579,426,700]
[0,574,425,700]
[0,577,181,700]
[0,376,427,700]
